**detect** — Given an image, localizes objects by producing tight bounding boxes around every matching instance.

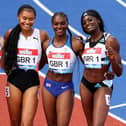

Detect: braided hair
[4,4,36,73]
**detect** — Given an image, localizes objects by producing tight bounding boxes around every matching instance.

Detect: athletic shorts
[43,78,74,97]
[81,76,113,93]
[8,69,40,93]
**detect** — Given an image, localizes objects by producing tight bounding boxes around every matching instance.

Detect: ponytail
[4,24,21,73]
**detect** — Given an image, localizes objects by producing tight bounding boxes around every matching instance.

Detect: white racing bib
[17,48,38,70]
[82,48,102,68]
[48,52,71,69]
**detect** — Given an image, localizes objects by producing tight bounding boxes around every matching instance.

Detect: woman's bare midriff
[84,65,109,83]
[46,70,73,82]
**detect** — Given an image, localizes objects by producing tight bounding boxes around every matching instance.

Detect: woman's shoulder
[40,29,49,37]
[105,32,120,52]
[105,32,118,43]
[38,29,49,43]
[71,35,84,54]
[72,35,83,41]
[0,36,4,48]
[72,35,84,46]
[4,29,12,40]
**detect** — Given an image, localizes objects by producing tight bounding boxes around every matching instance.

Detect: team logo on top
[48,52,70,59]
[85,48,101,54]
[18,48,38,55]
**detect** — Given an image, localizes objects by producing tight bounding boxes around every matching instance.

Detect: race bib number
[48,52,71,69]
[82,48,102,64]
[5,86,10,97]
[17,48,38,69]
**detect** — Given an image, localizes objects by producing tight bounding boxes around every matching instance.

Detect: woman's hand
[104,71,115,80]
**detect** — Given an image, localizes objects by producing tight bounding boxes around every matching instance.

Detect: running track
[0,0,126,125]
[0,74,125,126]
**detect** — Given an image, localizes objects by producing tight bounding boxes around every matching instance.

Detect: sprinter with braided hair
[3,4,49,126]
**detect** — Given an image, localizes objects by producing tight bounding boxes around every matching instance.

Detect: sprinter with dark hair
[3,4,49,126]
[80,9,122,126]
[42,12,84,126]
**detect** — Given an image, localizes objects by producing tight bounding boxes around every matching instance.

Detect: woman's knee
[10,119,20,126]
[21,118,33,126]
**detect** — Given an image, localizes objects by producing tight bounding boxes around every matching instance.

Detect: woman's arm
[39,30,50,70]
[106,36,123,76]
